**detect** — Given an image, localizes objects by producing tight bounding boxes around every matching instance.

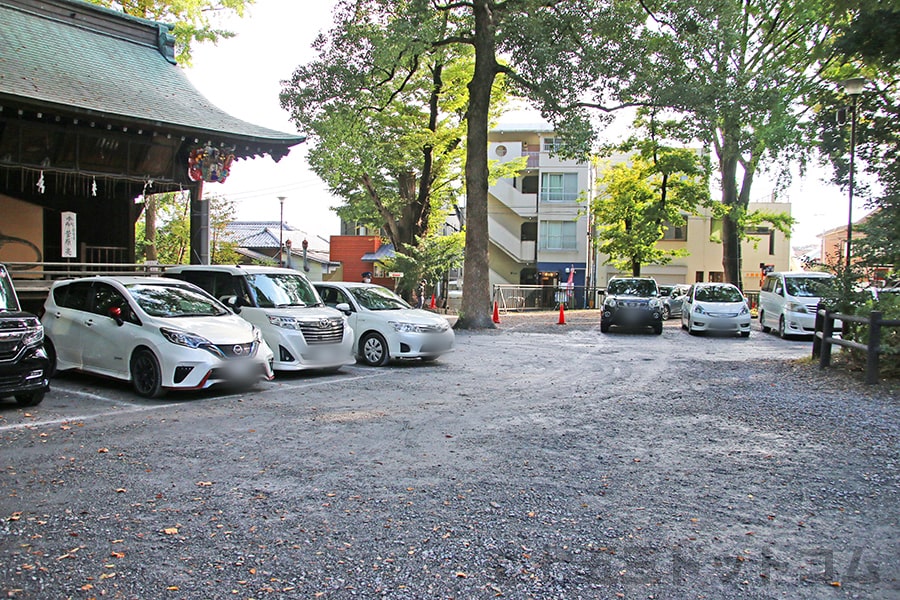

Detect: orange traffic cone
[492,301,501,324]
[557,303,567,325]
[429,293,436,309]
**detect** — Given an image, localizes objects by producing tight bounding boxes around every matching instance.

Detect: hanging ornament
[36,170,45,194]
[91,176,97,197]
[187,145,234,183]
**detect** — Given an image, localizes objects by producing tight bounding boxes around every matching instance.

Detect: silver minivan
[758,271,836,338]
[166,265,355,372]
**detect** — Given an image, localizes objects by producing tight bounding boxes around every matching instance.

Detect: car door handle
[83,319,94,327]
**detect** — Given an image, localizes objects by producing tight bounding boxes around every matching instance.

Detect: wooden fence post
[865,310,883,385]
[819,308,834,369]
[812,304,823,358]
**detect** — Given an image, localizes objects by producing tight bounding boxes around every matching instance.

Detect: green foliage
[135,192,238,265]
[84,0,252,65]
[380,232,465,297]
[593,117,710,275]
[814,4,900,271]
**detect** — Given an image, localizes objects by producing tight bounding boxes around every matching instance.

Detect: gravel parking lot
[1,312,897,599]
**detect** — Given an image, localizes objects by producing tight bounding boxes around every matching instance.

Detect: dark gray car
[661,283,691,319]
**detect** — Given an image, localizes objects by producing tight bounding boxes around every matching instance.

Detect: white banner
[61,212,77,258]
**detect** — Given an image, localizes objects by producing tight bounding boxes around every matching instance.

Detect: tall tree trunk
[457,0,497,329]
[719,133,741,288]
[144,194,157,262]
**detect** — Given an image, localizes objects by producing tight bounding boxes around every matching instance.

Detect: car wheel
[740,331,750,338]
[600,321,610,333]
[360,332,389,367]
[687,317,699,336]
[661,305,670,320]
[15,390,45,407]
[759,310,771,333]
[130,349,164,398]
[778,316,788,339]
[653,322,663,335]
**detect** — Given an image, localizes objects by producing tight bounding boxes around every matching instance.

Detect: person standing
[416,278,426,309]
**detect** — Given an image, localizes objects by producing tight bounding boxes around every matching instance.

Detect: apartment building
[594,200,793,292]
[487,121,593,296]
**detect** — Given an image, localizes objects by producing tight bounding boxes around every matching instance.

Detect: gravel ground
[0,311,897,599]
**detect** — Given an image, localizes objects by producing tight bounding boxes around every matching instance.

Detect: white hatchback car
[681,282,752,337]
[42,276,274,398]
[313,282,455,366]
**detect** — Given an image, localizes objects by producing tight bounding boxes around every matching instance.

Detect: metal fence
[492,284,604,313]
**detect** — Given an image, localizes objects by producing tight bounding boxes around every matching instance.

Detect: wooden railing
[6,261,168,297]
[813,307,900,384]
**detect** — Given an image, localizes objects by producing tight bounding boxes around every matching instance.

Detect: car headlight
[251,325,263,343]
[22,320,44,346]
[785,302,808,313]
[604,297,617,307]
[390,321,422,333]
[160,327,214,349]
[649,298,661,308]
[268,315,300,330]
[693,304,706,314]
[739,305,749,315]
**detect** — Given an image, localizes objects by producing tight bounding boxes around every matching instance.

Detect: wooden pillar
[189,181,209,265]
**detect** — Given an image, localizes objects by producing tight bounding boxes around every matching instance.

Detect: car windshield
[785,277,835,298]
[127,283,228,318]
[0,266,20,311]
[607,279,658,296]
[246,273,320,308]
[695,285,744,303]
[352,286,410,310]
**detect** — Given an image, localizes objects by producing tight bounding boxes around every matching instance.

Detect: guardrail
[813,307,900,384]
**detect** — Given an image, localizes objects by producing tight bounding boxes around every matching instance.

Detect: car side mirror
[108,306,124,326]
[224,295,243,314]
[335,302,352,315]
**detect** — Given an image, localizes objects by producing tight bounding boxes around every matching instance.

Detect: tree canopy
[85,0,253,64]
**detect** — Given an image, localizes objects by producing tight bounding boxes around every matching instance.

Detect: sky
[184,0,864,251]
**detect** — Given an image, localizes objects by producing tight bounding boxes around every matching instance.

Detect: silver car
[660,284,691,320]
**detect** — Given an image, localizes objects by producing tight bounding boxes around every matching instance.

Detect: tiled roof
[0,0,303,155]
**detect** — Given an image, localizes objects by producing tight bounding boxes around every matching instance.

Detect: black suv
[600,277,663,334]
[0,264,50,406]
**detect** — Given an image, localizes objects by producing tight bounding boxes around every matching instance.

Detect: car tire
[653,323,663,335]
[778,316,788,339]
[360,332,389,367]
[661,305,670,320]
[130,348,164,398]
[740,331,750,338]
[759,310,771,333]
[15,390,45,407]
[600,322,610,333]
[687,317,699,336]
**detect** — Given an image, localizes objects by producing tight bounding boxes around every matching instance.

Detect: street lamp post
[277,196,286,266]
[841,77,866,270]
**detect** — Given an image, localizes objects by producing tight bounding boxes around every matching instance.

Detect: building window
[695,271,704,283]
[542,137,565,152]
[709,271,724,282]
[661,220,688,241]
[539,220,577,250]
[521,174,538,194]
[710,218,722,243]
[520,221,537,242]
[540,173,578,203]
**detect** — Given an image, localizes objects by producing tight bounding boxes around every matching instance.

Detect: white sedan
[681,283,752,337]
[314,282,455,366]
[42,276,274,398]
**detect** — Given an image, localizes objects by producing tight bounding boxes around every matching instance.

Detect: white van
[758,271,836,338]
[166,265,355,372]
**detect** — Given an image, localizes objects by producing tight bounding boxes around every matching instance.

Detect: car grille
[419,323,449,333]
[617,300,648,308]
[299,318,344,345]
[708,312,739,318]
[213,341,257,358]
[0,334,25,362]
